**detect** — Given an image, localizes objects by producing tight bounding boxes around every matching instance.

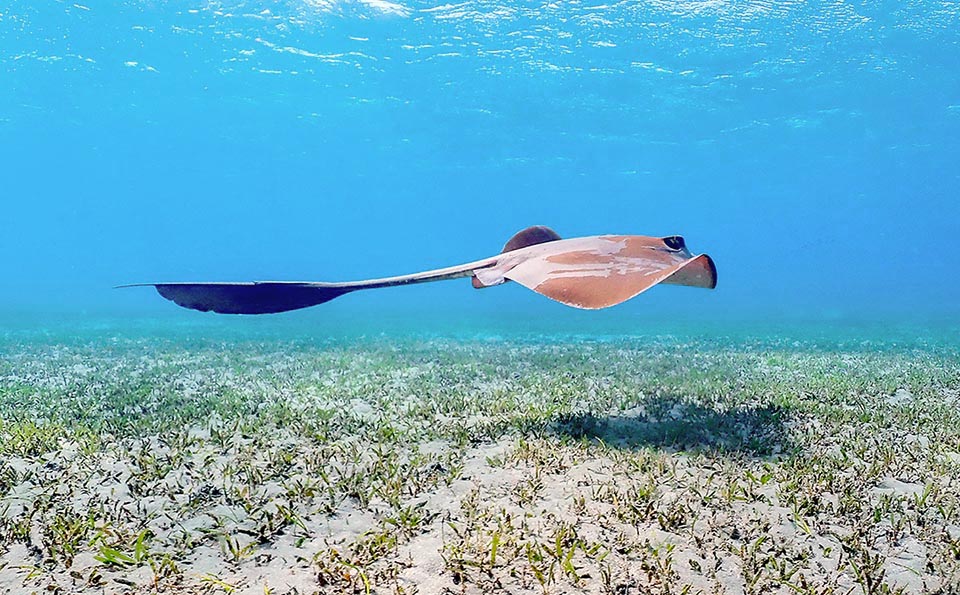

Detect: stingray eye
[663,236,685,250]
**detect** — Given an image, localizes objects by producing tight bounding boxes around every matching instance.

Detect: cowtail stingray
[121,226,717,314]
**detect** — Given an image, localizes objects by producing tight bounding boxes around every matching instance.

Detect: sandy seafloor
[1,313,958,594]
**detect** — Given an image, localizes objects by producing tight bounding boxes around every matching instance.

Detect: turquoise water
[2,1,958,327]
[5,8,960,591]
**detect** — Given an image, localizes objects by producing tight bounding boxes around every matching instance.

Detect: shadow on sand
[553,395,791,456]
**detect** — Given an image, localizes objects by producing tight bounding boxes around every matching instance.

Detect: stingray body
[124,226,716,314]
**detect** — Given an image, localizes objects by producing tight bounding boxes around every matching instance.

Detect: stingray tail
[149,283,350,314]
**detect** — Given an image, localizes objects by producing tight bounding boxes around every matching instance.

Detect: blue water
[2,1,958,330]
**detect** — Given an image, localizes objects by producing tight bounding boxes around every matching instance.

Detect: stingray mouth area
[526,267,671,309]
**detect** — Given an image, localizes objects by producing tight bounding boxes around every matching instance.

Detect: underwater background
[1,0,958,337]
[4,4,960,594]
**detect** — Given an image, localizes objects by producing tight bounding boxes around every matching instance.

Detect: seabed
[0,319,958,594]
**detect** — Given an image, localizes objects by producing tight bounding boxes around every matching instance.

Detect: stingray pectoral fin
[149,283,351,314]
[660,254,717,289]
[502,236,717,309]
